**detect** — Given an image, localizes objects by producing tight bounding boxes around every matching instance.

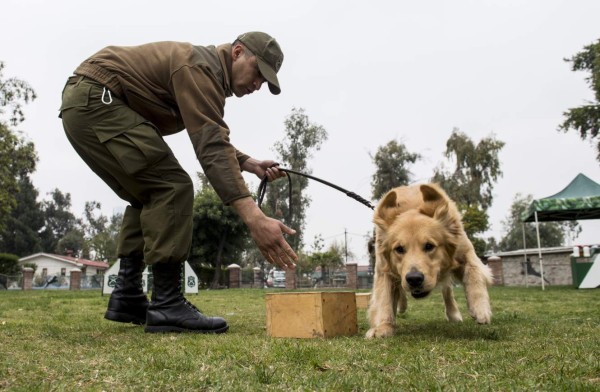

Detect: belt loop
[101,87,113,105]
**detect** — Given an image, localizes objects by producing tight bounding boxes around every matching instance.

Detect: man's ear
[232,43,245,60]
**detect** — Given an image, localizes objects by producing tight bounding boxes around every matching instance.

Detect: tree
[0,253,20,276]
[370,139,421,200]
[0,176,44,256]
[499,194,579,251]
[81,202,121,262]
[305,239,344,285]
[263,108,327,251]
[39,189,80,254]
[0,62,37,233]
[190,174,249,288]
[558,39,600,161]
[432,129,505,255]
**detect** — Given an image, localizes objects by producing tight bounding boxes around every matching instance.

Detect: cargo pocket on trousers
[101,122,170,176]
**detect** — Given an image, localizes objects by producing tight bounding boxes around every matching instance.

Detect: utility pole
[344,228,348,264]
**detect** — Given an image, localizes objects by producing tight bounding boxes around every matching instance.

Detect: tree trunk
[210,232,227,289]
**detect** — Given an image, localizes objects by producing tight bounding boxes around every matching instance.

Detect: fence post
[253,267,262,288]
[285,268,296,289]
[22,267,34,291]
[227,264,241,288]
[346,263,358,289]
[486,256,504,286]
[70,268,82,290]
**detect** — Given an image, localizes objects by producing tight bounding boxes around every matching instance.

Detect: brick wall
[495,249,587,286]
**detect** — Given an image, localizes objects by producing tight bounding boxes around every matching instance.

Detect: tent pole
[534,211,545,290]
[522,222,528,288]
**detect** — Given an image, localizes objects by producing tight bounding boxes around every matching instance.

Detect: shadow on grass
[391,320,507,342]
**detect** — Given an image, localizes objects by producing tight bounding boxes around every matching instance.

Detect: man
[59,32,298,334]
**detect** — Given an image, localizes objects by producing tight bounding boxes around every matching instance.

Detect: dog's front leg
[462,254,493,324]
[442,283,462,322]
[366,272,397,338]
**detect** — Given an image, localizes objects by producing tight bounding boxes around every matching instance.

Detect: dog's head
[374,184,462,298]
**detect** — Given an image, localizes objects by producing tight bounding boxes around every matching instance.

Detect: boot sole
[144,325,229,334]
[104,310,146,325]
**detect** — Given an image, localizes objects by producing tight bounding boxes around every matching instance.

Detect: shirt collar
[217,44,233,97]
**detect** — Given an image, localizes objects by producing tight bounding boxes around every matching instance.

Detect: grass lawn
[0,286,599,391]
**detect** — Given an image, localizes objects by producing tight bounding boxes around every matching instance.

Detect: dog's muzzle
[405,271,430,298]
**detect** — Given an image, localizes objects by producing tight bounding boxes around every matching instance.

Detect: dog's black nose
[405,271,424,288]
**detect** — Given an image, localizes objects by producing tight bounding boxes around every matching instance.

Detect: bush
[0,253,20,275]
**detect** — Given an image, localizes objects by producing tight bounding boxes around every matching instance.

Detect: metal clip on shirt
[101,87,113,104]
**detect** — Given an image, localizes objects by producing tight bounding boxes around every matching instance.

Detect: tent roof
[522,173,600,222]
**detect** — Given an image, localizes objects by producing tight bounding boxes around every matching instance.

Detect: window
[42,268,47,278]
[61,268,66,276]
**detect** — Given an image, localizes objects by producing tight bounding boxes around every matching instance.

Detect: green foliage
[264,108,328,251]
[499,194,578,251]
[0,62,38,234]
[80,202,120,262]
[39,189,80,254]
[370,139,420,200]
[0,177,43,256]
[559,39,600,160]
[0,123,38,233]
[0,253,19,275]
[433,129,504,210]
[0,62,37,126]
[190,175,248,286]
[432,129,504,254]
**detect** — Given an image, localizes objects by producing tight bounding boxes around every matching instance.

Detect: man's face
[231,45,266,97]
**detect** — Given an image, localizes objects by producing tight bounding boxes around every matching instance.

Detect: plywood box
[266,291,358,338]
[355,292,371,309]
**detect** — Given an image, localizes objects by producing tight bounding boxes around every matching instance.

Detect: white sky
[2,0,600,264]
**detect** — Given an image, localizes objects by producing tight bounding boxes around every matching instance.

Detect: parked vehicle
[266,269,286,288]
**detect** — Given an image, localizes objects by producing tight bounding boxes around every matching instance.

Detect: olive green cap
[237,31,283,95]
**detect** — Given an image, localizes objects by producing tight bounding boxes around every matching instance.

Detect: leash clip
[101,87,113,104]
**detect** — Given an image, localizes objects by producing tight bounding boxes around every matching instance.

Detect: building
[19,253,109,281]
[487,246,595,287]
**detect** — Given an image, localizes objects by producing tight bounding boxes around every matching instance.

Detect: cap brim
[256,57,281,95]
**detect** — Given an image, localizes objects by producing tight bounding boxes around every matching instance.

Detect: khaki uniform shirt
[73,42,251,204]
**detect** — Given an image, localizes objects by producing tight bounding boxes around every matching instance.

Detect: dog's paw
[446,309,463,323]
[365,324,395,339]
[470,305,492,324]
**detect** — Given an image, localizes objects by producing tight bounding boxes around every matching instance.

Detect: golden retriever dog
[366,183,492,338]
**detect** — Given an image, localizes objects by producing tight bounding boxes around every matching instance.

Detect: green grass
[0,286,599,391]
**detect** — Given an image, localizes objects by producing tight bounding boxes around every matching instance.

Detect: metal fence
[28,274,104,290]
[0,273,22,290]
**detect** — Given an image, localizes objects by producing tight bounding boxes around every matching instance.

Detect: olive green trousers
[60,76,193,264]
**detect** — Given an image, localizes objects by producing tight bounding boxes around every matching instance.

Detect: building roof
[487,246,581,258]
[19,253,110,270]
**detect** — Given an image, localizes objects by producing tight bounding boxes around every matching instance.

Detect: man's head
[231,31,283,97]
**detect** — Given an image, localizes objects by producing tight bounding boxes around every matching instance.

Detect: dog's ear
[419,184,449,217]
[434,202,461,258]
[373,190,400,230]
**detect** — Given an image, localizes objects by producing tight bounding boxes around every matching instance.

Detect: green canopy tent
[521,173,600,289]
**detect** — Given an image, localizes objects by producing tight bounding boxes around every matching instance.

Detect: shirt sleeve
[170,64,251,204]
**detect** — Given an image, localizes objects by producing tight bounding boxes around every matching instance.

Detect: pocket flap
[60,84,91,111]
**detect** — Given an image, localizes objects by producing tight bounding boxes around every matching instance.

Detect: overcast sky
[2,0,600,263]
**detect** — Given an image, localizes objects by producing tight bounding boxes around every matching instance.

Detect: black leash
[257,167,375,217]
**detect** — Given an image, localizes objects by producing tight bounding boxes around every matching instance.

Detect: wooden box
[266,292,357,338]
[355,292,371,309]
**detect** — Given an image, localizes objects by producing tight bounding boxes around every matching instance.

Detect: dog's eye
[394,246,405,254]
[424,243,435,252]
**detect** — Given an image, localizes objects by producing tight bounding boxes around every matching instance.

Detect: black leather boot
[104,257,149,325]
[145,262,228,334]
